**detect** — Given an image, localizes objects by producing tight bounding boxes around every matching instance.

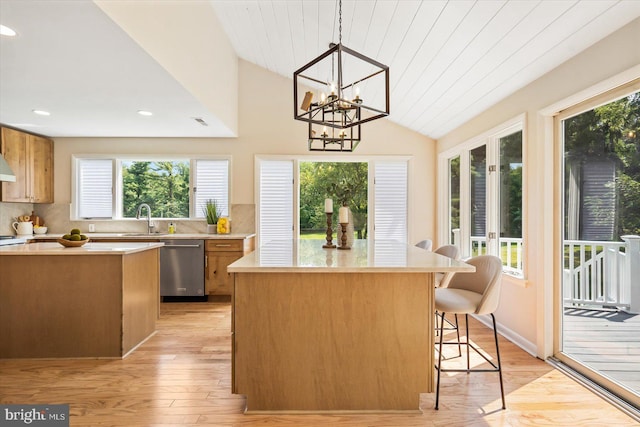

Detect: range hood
[0,155,16,182]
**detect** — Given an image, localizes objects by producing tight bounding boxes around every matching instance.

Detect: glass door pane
[449,156,460,245]
[299,162,368,240]
[470,145,487,256]
[499,131,523,276]
[560,91,640,403]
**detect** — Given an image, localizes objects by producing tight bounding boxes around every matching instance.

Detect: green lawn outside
[300,230,357,240]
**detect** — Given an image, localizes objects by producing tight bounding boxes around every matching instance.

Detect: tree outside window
[299,162,368,239]
[122,161,190,218]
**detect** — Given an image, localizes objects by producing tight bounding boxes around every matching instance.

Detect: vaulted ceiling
[1,0,639,139]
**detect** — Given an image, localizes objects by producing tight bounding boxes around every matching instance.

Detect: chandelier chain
[338,0,342,44]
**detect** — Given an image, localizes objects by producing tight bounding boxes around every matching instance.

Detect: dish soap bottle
[168,222,176,234]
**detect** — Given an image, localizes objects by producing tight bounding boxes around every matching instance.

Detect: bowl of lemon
[57,228,90,247]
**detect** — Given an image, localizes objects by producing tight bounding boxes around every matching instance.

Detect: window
[258,159,294,244]
[374,161,408,243]
[257,157,409,246]
[77,159,113,218]
[441,119,524,277]
[299,162,369,239]
[73,156,229,220]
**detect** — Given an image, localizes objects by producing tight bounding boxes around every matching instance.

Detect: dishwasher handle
[163,244,201,248]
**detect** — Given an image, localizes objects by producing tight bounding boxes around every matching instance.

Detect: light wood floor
[0,302,638,426]
[563,307,640,394]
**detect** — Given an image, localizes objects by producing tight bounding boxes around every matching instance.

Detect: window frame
[438,114,526,279]
[71,154,231,220]
[255,155,412,248]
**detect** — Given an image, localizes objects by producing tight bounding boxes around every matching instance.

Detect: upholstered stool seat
[434,255,506,411]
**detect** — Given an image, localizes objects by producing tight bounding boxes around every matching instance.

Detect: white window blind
[374,161,408,243]
[259,159,294,245]
[77,159,113,218]
[195,159,229,217]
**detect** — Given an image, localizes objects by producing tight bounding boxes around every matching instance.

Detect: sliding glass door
[556,85,640,406]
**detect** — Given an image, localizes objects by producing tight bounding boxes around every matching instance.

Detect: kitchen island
[0,241,163,358]
[227,239,474,413]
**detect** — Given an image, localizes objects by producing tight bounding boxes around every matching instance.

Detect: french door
[443,121,524,277]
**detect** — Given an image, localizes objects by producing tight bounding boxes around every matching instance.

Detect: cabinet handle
[215,244,232,247]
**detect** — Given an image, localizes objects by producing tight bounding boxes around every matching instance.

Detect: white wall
[51,60,436,243]
[437,18,640,356]
[95,0,239,136]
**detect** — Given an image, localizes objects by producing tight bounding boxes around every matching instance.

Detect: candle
[353,86,362,103]
[339,206,349,224]
[324,198,333,213]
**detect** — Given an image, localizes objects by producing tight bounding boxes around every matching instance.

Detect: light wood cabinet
[1,127,54,203]
[205,237,254,296]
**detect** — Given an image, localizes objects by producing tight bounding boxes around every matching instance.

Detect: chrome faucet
[136,203,155,234]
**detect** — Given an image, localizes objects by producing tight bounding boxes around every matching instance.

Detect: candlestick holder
[322,212,336,248]
[338,222,350,250]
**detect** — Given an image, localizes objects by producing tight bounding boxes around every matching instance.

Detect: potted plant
[203,199,221,234]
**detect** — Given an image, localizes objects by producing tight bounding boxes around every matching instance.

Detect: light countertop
[0,241,164,255]
[228,239,474,273]
[30,233,255,241]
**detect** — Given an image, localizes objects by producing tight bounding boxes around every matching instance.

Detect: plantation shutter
[195,160,230,217]
[259,159,294,246]
[374,160,408,243]
[77,159,113,218]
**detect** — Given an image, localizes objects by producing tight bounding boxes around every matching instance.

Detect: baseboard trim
[472,314,537,357]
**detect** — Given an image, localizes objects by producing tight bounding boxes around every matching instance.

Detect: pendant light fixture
[293,0,389,152]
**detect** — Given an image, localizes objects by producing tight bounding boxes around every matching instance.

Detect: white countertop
[30,232,254,241]
[228,239,474,273]
[0,241,164,255]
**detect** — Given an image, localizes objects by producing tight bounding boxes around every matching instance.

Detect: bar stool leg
[492,313,506,409]
[465,314,470,372]
[435,311,446,410]
[454,313,461,357]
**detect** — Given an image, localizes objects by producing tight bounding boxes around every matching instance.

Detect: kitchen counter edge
[0,241,165,255]
[29,233,255,241]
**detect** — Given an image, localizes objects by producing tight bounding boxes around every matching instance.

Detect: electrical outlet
[89,224,95,232]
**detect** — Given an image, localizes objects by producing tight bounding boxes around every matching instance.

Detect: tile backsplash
[0,202,34,235]
[0,202,255,235]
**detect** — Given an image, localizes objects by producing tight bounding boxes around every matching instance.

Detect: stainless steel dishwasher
[160,239,205,298]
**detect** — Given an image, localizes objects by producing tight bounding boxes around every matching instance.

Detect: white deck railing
[456,233,639,312]
[563,240,629,309]
[470,236,523,276]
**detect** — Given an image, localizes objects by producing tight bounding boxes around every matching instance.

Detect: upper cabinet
[1,127,54,203]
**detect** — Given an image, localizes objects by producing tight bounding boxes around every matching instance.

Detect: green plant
[203,199,221,224]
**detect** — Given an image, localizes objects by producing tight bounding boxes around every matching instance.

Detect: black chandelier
[293,0,389,152]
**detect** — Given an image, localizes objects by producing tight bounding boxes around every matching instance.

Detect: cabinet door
[0,127,29,202]
[207,251,243,295]
[29,135,53,203]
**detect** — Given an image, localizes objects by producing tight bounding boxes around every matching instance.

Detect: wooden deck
[563,307,640,394]
[0,302,638,426]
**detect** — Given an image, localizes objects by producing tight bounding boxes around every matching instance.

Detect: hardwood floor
[0,302,638,426]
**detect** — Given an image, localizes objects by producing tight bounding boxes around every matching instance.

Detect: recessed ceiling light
[137,110,153,116]
[32,109,50,116]
[0,25,17,37]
